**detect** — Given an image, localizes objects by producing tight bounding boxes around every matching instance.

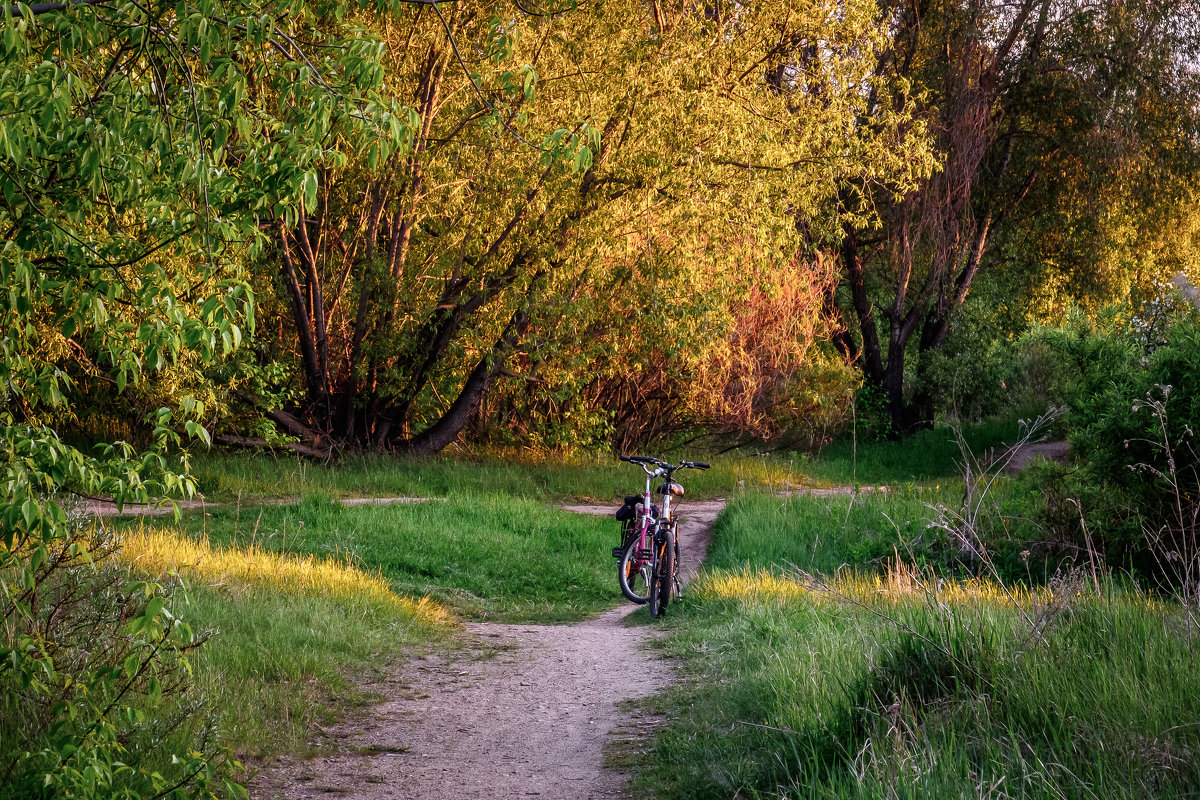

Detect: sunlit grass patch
[111,524,455,758]
[117,525,451,627]
[832,558,1039,607]
[695,562,1044,612]
[694,567,812,605]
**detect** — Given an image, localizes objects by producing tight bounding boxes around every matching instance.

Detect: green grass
[798,413,1044,485]
[129,492,624,623]
[186,449,812,503]
[180,583,441,758]
[709,489,960,576]
[634,488,1200,799]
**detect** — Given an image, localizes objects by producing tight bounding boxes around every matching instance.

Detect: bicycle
[613,455,709,617]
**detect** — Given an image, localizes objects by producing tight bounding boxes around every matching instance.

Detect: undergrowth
[638,414,1200,800]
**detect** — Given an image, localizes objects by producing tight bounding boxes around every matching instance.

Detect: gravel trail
[251,501,725,800]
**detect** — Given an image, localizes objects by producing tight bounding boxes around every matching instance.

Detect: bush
[918,314,1019,424]
[1025,306,1200,583]
[1,523,242,800]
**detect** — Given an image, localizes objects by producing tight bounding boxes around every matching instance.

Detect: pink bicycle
[613,455,709,617]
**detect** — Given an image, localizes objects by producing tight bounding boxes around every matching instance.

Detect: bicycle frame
[637,463,665,550]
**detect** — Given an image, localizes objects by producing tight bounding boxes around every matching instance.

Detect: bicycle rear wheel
[617,538,651,604]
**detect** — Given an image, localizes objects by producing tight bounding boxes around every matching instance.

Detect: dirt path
[250,501,725,800]
[83,495,434,517]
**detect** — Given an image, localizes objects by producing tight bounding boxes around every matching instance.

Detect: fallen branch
[214,434,333,460]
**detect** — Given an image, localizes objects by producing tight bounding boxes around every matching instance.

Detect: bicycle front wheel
[649,525,675,617]
[617,538,651,604]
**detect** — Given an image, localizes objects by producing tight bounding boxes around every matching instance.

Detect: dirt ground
[1001,440,1070,474]
[249,501,725,800]
[83,495,432,517]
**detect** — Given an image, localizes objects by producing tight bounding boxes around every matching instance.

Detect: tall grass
[637,489,1200,799]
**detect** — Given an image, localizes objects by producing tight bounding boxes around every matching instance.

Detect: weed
[1129,385,1200,662]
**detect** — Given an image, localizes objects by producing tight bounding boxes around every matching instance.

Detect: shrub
[1,521,242,799]
[1025,306,1200,584]
[918,313,1019,424]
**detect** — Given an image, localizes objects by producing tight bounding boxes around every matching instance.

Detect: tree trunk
[402,307,534,455]
[832,0,1056,436]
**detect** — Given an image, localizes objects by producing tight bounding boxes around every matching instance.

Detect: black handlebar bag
[614,496,658,549]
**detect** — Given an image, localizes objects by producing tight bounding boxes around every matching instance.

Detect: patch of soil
[248,500,724,800]
[1002,441,1070,474]
[83,496,432,518]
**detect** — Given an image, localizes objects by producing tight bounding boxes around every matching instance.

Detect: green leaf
[184,420,211,446]
[144,596,165,620]
[301,171,318,209]
[20,498,37,529]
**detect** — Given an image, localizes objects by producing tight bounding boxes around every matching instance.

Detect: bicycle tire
[647,532,661,617]
[617,537,651,604]
[671,520,681,598]
[649,524,675,617]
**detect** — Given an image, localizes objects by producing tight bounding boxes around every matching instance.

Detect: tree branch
[5,0,103,16]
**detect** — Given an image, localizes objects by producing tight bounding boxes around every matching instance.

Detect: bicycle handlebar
[619,455,710,471]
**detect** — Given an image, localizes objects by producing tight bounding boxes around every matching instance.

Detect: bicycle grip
[619,454,632,462]
[692,461,710,469]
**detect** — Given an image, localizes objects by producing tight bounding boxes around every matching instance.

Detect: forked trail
[251,501,725,800]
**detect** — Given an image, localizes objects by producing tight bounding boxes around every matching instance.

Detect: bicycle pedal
[611,547,623,558]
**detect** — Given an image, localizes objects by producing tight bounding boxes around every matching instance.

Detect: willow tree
[828,0,1200,434]
[259,0,934,453]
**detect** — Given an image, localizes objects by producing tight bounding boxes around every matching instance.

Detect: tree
[0,0,411,449]
[0,1,408,791]
[829,0,1200,434]
[257,0,934,453]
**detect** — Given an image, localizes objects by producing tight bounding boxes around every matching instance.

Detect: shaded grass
[124,493,623,622]
[186,449,811,503]
[709,488,961,576]
[636,491,1200,799]
[799,413,1042,485]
